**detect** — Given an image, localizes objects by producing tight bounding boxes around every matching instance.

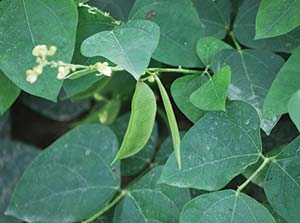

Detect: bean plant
[0,0,300,223]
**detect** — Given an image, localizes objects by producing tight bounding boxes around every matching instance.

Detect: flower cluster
[26,45,117,84]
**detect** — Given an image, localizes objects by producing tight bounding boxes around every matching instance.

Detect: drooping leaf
[190,66,231,111]
[255,0,300,39]
[6,125,120,223]
[129,0,204,67]
[0,0,78,101]
[180,190,275,223]
[288,91,300,131]
[212,49,284,134]
[234,0,300,53]
[193,0,232,38]
[0,141,39,223]
[264,137,300,223]
[156,76,181,169]
[81,19,160,80]
[20,94,91,121]
[112,82,156,162]
[171,75,208,123]
[0,71,20,114]
[110,113,158,176]
[160,101,261,190]
[113,166,190,223]
[196,37,233,66]
[263,47,300,118]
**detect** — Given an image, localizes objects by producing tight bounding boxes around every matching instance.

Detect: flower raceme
[26,45,115,84]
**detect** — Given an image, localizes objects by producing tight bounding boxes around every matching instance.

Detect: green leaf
[156,76,181,169]
[288,91,300,131]
[264,137,300,223]
[113,166,190,223]
[20,94,90,121]
[0,71,20,114]
[81,19,160,80]
[6,125,120,223]
[255,0,300,39]
[0,0,78,101]
[234,0,300,53]
[196,37,233,66]
[0,141,39,223]
[0,112,10,139]
[129,0,204,67]
[110,113,158,176]
[212,49,285,134]
[190,66,231,111]
[263,47,300,117]
[159,101,261,190]
[193,0,232,38]
[180,190,275,223]
[112,82,156,162]
[171,75,208,123]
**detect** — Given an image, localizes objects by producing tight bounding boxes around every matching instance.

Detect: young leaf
[255,0,300,39]
[0,0,78,101]
[110,113,159,176]
[159,101,261,190]
[212,49,284,134]
[190,66,231,111]
[180,190,275,223]
[113,166,190,223]
[288,91,300,131]
[112,82,156,162]
[171,75,208,123]
[196,37,233,66]
[234,0,300,53]
[263,47,300,118]
[156,76,181,169]
[6,125,120,223]
[0,141,39,223]
[0,71,20,114]
[81,19,160,80]
[129,0,204,67]
[264,137,300,223]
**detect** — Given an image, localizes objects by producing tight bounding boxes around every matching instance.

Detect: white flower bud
[96,62,112,77]
[32,45,47,57]
[26,70,38,83]
[33,65,43,75]
[47,46,57,56]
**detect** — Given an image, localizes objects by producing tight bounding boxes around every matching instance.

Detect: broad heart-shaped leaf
[159,101,261,190]
[255,0,300,39]
[0,0,77,101]
[180,190,276,223]
[110,113,159,176]
[263,47,300,118]
[212,49,284,135]
[264,137,300,223]
[193,0,231,39]
[288,91,300,131]
[0,141,39,223]
[171,75,208,123]
[113,166,191,223]
[64,6,116,97]
[234,0,300,53]
[196,37,233,66]
[190,66,231,111]
[113,82,157,162]
[129,0,204,68]
[0,71,20,114]
[81,19,160,80]
[6,125,120,223]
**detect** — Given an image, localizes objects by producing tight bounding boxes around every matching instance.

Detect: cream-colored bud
[32,45,47,57]
[26,73,38,83]
[95,62,112,77]
[57,72,66,80]
[47,46,57,56]
[148,76,155,83]
[33,65,43,75]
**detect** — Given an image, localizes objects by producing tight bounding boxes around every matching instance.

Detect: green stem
[236,155,272,194]
[147,67,203,75]
[82,190,127,223]
[229,31,242,51]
